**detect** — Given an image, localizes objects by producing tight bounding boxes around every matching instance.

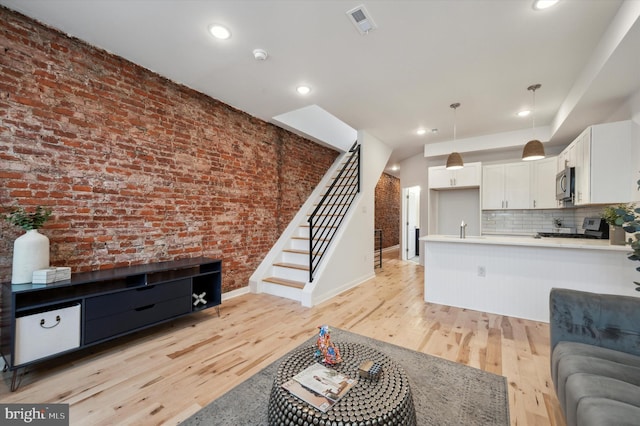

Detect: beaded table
[268,342,416,425]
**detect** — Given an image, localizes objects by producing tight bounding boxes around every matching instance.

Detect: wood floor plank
[0,250,565,426]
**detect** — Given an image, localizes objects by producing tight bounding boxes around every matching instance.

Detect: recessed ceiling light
[208,24,231,40]
[532,0,559,11]
[416,128,427,136]
[296,85,311,95]
[518,110,531,117]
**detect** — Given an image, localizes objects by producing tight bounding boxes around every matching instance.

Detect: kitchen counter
[421,234,630,251]
[421,234,638,322]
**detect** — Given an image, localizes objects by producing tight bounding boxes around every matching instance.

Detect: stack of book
[32,267,71,284]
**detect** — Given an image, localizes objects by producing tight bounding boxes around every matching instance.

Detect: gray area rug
[182,328,510,425]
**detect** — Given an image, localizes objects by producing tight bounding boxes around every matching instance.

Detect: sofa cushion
[549,289,640,356]
[551,341,640,391]
[556,353,640,412]
[576,397,640,426]
[565,373,640,426]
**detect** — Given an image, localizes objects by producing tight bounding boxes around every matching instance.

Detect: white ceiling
[2,0,639,173]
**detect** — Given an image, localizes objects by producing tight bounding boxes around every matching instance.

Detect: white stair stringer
[249,152,351,304]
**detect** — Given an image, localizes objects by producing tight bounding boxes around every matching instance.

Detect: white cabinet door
[482,163,530,209]
[531,157,557,209]
[574,129,591,205]
[504,163,531,209]
[589,120,636,204]
[429,162,481,189]
[454,162,481,187]
[428,167,453,189]
[482,165,505,209]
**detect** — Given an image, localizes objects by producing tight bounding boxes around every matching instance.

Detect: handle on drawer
[135,304,156,312]
[136,285,156,291]
[40,315,61,329]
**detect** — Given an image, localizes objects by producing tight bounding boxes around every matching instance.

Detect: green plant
[620,179,640,291]
[601,203,635,227]
[5,206,52,231]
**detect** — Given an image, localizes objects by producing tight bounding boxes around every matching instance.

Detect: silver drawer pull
[135,304,156,312]
[40,315,61,329]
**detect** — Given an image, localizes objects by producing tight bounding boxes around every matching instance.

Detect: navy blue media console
[1,257,222,391]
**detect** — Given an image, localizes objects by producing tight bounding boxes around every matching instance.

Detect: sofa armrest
[550,288,640,356]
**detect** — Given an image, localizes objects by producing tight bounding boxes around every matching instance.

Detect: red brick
[0,8,338,291]
[374,173,400,249]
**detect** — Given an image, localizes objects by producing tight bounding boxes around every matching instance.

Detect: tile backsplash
[482,206,609,235]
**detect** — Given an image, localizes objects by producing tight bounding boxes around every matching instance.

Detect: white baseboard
[222,286,250,301]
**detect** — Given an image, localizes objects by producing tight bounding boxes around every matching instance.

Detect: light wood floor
[1,249,565,425]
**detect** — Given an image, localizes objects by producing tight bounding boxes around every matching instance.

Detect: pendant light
[446,102,464,170]
[522,84,545,161]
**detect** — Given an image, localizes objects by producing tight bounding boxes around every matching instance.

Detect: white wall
[306,130,391,306]
[436,189,480,236]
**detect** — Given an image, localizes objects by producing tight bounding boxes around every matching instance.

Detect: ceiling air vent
[346,5,377,35]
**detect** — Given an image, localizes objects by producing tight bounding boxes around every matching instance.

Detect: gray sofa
[550,288,640,426]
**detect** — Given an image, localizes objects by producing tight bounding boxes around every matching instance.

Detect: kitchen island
[421,235,638,322]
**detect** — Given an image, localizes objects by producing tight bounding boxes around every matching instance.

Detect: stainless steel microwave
[556,167,575,201]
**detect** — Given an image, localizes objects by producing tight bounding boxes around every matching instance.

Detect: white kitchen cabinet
[482,163,530,209]
[558,120,637,205]
[530,157,558,209]
[428,162,481,189]
[557,141,576,172]
[574,128,591,205]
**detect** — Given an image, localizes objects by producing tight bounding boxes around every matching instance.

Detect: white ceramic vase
[12,229,50,284]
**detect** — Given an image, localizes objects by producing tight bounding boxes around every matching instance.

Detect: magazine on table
[281,363,357,412]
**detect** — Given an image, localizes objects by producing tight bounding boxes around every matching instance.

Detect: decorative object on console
[32,266,72,284]
[4,206,52,284]
[445,102,464,170]
[193,291,207,306]
[522,84,546,161]
[315,325,342,365]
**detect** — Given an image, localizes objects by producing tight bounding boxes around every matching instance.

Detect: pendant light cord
[527,84,541,135]
[450,102,460,141]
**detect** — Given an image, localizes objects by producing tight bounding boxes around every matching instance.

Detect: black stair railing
[374,229,382,269]
[308,142,361,282]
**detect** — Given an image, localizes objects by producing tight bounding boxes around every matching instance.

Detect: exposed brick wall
[0,7,338,290]
[374,173,400,249]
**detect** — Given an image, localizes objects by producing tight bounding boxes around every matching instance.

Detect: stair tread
[292,236,329,242]
[273,262,309,271]
[263,277,305,289]
[283,248,323,256]
[283,248,308,254]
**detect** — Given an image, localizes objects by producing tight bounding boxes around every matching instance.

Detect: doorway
[401,186,421,262]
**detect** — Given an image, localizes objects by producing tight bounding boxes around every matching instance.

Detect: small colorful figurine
[315,325,342,365]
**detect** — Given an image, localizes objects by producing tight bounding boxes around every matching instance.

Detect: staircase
[251,143,360,303]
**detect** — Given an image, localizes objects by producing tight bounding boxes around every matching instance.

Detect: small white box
[54,267,71,281]
[32,268,57,284]
[15,304,81,365]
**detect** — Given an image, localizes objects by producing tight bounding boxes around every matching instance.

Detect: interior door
[405,187,420,259]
